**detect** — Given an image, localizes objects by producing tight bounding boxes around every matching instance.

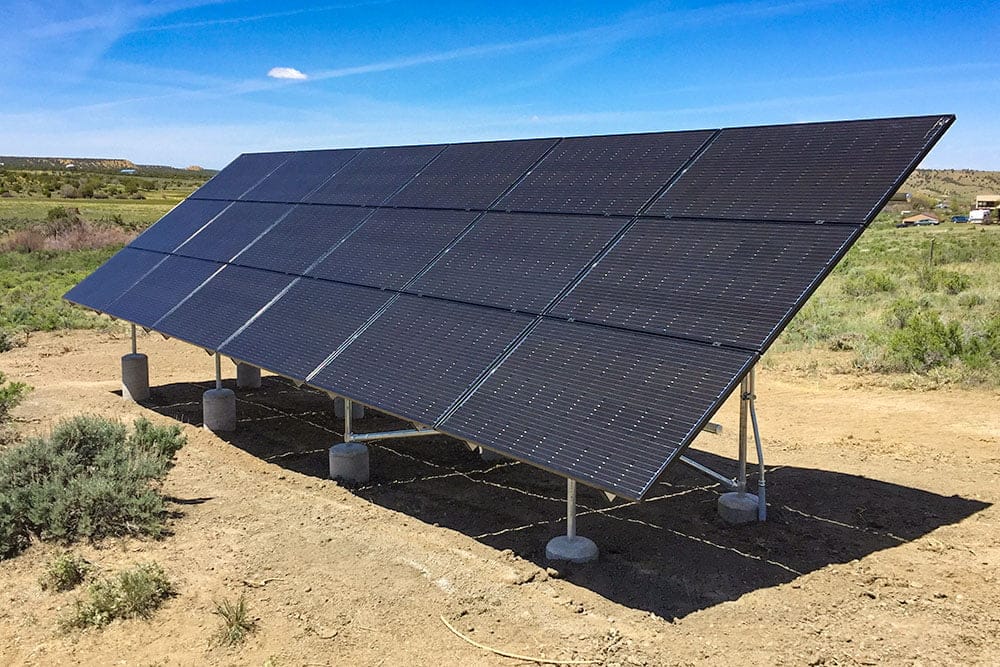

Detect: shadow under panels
[310,296,534,427]
[303,144,446,206]
[306,208,479,290]
[549,218,861,351]
[492,129,714,216]
[647,115,952,224]
[439,319,756,501]
[384,138,558,210]
[407,211,627,313]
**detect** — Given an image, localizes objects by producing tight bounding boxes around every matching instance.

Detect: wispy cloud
[133,1,395,33]
[268,67,308,80]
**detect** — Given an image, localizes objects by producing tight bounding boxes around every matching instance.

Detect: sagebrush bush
[61,563,173,630]
[843,270,897,297]
[0,371,30,420]
[40,551,91,592]
[0,416,185,560]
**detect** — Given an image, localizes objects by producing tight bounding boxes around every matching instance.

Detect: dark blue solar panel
[408,212,625,313]
[494,130,714,216]
[307,208,478,290]
[647,115,952,224]
[305,144,446,206]
[192,152,290,200]
[440,320,756,500]
[233,205,374,275]
[550,218,861,351]
[64,247,167,313]
[385,138,557,210]
[130,200,231,253]
[174,202,293,263]
[102,255,223,328]
[220,279,394,381]
[241,149,362,203]
[153,265,295,351]
[311,296,533,426]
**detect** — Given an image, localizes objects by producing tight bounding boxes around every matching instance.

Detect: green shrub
[0,416,185,560]
[0,371,30,420]
[917,268,971,294]
[61,563,173,630]
[40,551,91,592]
[843,270,897,296]
[884,311,964,372]
[212,594,256,646]
[958,293,986,309]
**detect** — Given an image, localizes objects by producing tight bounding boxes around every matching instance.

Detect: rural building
[901,213,939,225]
[975,194,999,210]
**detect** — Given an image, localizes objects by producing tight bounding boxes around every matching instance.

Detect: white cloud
[267,66,308,80]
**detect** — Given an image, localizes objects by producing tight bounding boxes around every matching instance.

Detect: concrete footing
[236,363,261,389]
[718,491,760,524]
[203,388,236,432]
[545,535,599,563]
[121,353,150,402]
[479,446,506,462]
[329,442,370,484]
[334,397,365,420]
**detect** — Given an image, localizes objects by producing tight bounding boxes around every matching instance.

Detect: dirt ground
[1,329,998,666]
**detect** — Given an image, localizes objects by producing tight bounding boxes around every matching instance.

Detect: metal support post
[131,324,137,355]
[738,374,749,494]
[748,367,767,520]
[343,397,353,442]
[566,479,577,539]
[214,352,222,390]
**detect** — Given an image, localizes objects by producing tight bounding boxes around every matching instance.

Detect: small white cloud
[267,66,308,80]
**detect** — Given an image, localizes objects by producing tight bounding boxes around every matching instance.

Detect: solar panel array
[65,115,953,500]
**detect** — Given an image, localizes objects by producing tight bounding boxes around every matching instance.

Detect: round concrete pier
[203,388,236,432]
[121,353,150,402]
[236,363,261,389]
[479,446,506,463]
[545,535,599,563]
[329,442,370,484]
[718,491,760,524]
[334,397,365,420]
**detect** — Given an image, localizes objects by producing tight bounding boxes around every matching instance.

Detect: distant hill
[0,156,216,178]
[888,168,1000,214]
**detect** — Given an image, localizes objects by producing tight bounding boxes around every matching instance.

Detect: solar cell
[220,279,394,381]
[307,208,478,290]
[241,148,361,203]
[549,218,861,351]
[102,255,223,327]
[311,296,533,426]
[385,138,558,210]
[494,130,714,216]
[647,115,953,224]
[64,247,168,313]
[153,265,295,351]
[409,211,625,313]
[305,144,446,206]
[175,202,293,263]
[192,152,290,200]
[233,205,375,275]
[130,199,232,253]
[440,319,756,500]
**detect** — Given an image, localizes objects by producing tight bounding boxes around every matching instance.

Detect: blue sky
[1,1,998,169]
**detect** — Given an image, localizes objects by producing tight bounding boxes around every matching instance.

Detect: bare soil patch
[1,330,998,666]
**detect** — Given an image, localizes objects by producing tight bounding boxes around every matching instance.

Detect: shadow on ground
[137,376,990,620]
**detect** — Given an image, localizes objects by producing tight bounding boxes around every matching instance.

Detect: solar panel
[192,152,290,200]
[64,247,167,313]
[305,144,446,206]
[175,202,293,263]
[102,255,223,327]
[130,199,232,253]
[493,130,714,216]
[439,319,756,500]
[310,296,534,426]
[153,265,295,350]
[64,114,955,501]
[549,218,861,350]
[306,208,479,290]
[647,115,949,224]
[220,279,394,381]
[408,212,626,313]
[241,149,361,203]
[385,138,558,210]
[233,205,374,275]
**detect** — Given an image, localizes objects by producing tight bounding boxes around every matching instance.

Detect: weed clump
[212,593,256,646]
[39,551,91,592]
[0,415,185,560]
[0,371,30,420]
[60,563,173,630]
